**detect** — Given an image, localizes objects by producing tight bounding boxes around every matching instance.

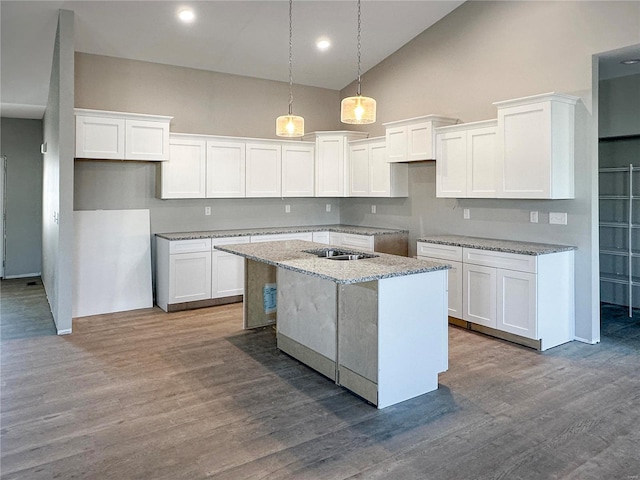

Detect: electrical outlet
[530,211,538,223]
[463,208,470,220]
[205,206,211,216]
[285,204,291,213]
[371,205,377,214]
[549,212,567,225]
[326,204,331,213]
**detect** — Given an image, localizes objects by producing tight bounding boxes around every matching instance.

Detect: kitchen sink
[303,248,379,261]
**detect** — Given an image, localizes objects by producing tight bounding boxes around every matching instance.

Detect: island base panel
[277,334,337,381]
[338,366,377,405]
[244,259,276,329]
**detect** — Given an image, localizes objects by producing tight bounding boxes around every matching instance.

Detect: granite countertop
[215,240,449,285]
[417,235,577,256]
[156,225,409,241]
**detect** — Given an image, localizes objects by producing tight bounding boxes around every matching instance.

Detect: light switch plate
[549,212,567,225]
[326,204,331,212]
[530,211,538,223]
[463,208,470,220]
[205,206,211,216]
[371,205,377,214]
[285,205,291,213]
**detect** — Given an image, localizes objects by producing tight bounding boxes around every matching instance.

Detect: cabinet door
[419,256,463,319]
[212,237,249,299]
[316,136,346,196]
[125,119,170,161]
[385,126,407,163]
[169,251,212,304]
[436,130,467,197]
[496,102,551,198]
[496,269,537,339]
[246,143,281,197]
[282,144,314,197]
[206,140,246,198]
[75,115,125,159]
[467,126,498,198]
[159,137,206,199]
[406,121,433,161]
[349,144,370,196]
[463,263,496,328]
[369,142,392,197]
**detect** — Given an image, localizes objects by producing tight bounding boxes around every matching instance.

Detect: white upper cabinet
[206,139,246,198]
[436,120,498,198]
[494,92,578,199]
[349,137,408,197]
[384,115,457,163]
[304,131,368,197]
[281,143,315,197]
[75,109,172,161]
[158,134,207,199]
[245,142,282,197]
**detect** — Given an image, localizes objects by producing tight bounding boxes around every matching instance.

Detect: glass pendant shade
[276,114,305,137]
[341,95,376,124]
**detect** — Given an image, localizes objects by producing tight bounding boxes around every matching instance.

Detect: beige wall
[75,53,342,138]
[340,1,640,343]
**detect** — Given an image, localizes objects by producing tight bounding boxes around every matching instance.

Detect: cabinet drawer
[211,236,250,247]
[463,247,537,273]
[417,242,463,262]
[340,233,374,252]
[169,238,212,254]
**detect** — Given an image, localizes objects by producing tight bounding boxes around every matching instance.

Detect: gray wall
[42,9,74,334]
[74,53,342,233]
[599,73,640,138]
[339,1,640,344]
[0,118,43,277]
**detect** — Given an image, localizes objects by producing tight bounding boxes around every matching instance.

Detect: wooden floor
[1,278,640,480]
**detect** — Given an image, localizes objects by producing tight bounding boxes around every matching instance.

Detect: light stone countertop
[214,240,449,285]
[417,235,576,256]
[156,224,408,241]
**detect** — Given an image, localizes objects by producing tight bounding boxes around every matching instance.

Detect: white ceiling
[0,0,466,119]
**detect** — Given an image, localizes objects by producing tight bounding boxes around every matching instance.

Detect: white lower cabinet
[417,242,463,319]
[340,233,375,252]
[212,237,249,299]
[155,237,213,311]
[250,232,313,243]
[418,241,574,350]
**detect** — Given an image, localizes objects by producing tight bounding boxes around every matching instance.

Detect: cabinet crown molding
[383,115,459,127]
[74,108,173,122]
[492,92,580,109]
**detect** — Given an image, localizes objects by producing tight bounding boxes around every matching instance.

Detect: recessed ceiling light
[316,39,331,51]
[178,8,195,23]
[620,59,640,65]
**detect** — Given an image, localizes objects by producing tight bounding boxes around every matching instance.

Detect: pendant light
[276,0,304,137]
[341,0,376,124]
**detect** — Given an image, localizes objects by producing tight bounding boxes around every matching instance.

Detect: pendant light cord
[356,0,362,96]
[288,0,294,115]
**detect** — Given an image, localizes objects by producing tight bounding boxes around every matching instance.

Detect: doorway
[597,44,640,318]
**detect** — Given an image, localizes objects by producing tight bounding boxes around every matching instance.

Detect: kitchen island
[215,240,450,409]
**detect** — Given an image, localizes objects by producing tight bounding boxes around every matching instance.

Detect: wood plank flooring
[1,280,640,479]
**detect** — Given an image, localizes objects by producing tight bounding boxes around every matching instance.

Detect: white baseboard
[57,328,72,335]
[4,272,42,279]
[574,335,600,345]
